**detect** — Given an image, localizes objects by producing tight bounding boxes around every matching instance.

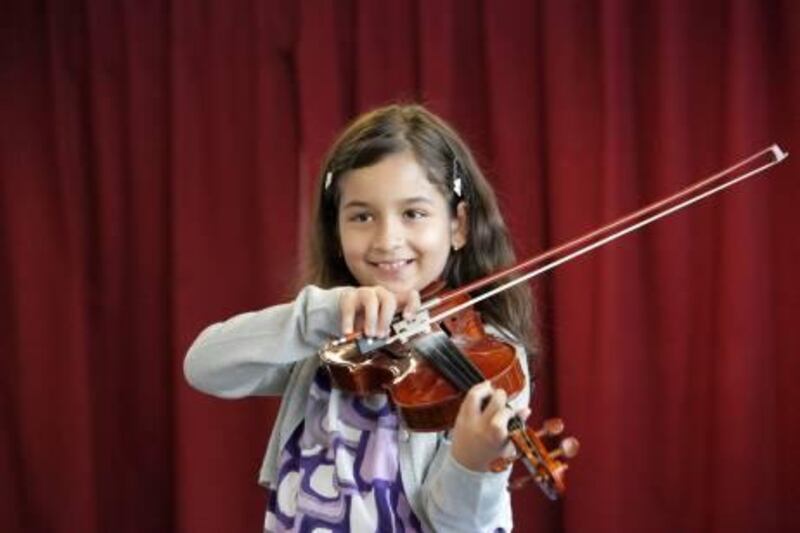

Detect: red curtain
[2,1,798,531]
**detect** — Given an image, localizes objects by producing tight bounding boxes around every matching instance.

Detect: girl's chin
[368,275,430,295]
[356,267,434,294]
[366,271,415,291]
[374,279,416,294]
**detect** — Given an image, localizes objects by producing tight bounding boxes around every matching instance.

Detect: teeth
[375,260,409,271]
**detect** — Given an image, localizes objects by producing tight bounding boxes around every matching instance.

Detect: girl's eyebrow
[341,200,370,210]
[340,196,435,210]
[402,196,436,205]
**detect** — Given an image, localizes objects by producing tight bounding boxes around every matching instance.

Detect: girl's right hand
[339,286,421,338]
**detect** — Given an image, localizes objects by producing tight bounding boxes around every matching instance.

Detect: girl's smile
[337,151,467,295]
[370,259,413,271]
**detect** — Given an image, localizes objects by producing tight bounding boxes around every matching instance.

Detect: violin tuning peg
[560,437,580,458]
[547,436,580,460]
[509,475,535,491]
[536,418,565,438]
[489,456,514,473]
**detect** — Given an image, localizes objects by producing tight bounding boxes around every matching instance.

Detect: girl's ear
[451,201,469,251]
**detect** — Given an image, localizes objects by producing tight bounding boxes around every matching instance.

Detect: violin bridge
[391,310,432,343]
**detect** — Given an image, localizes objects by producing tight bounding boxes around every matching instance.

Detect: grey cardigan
[184,285,530,532]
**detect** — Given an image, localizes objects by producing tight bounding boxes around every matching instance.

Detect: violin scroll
[490,417,579,499]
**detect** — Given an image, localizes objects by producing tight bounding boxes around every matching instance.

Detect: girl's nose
[373,218,404,250]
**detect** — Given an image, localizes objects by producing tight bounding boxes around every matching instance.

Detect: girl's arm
[184,285,344,398]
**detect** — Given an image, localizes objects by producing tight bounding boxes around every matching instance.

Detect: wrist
[450,446,490,473]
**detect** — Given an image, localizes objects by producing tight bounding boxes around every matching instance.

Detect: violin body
[322,303,526,431]
[392,330,524,431]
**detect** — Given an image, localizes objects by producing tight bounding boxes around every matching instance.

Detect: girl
[185,104,535,532]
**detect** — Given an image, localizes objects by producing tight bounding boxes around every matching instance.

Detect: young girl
[185,104,535,532]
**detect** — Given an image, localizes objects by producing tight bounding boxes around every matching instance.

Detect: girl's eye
[348,212,372,223]
[404,209,428,220]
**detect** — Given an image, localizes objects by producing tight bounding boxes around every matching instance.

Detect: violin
[318,144,788,500]
[320,288,578,499]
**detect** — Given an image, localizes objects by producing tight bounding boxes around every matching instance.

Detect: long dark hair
[303,104,535,353]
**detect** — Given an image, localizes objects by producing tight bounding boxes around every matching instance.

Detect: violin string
[413,333,529,421]
[437,337,485,387]
[412,332,474,392]
[442,343,545,464]
[413,334,551,477]
[412,336,539,438]
[413,333,532,434]
[435,336,480,390]
[437,344,535,442]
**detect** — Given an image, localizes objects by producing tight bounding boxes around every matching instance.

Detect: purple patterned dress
[264,369,423,532]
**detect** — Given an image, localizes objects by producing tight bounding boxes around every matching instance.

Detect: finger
[402,290,421,320]
[460,381,494,418]
[489,400,514,433]
[501,441,518,462]
[487,399,514,444]
[482,388,508,418]
[376,288,397,337]
[339,289,356,335]
[360,288,380,337]
[353,314,365,335]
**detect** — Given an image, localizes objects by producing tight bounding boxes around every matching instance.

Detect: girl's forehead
[337,152,446,205]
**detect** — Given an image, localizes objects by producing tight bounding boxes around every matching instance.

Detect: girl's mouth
[370,259,413,272]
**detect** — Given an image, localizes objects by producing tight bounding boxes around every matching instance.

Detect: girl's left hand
[449,381,531,472]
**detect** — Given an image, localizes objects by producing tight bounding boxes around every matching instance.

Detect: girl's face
[337,151,468,295]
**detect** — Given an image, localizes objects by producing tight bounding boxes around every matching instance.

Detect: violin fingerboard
[412,331,484,392]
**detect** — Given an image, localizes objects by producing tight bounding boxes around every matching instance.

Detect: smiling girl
[185,104,534,532]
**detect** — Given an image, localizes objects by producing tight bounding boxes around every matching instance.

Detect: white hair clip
[453,177,462,197]
[324,171,333,190]
[451,158,463,198]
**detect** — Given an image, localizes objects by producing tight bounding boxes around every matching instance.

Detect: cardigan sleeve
[183,285,344,398]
